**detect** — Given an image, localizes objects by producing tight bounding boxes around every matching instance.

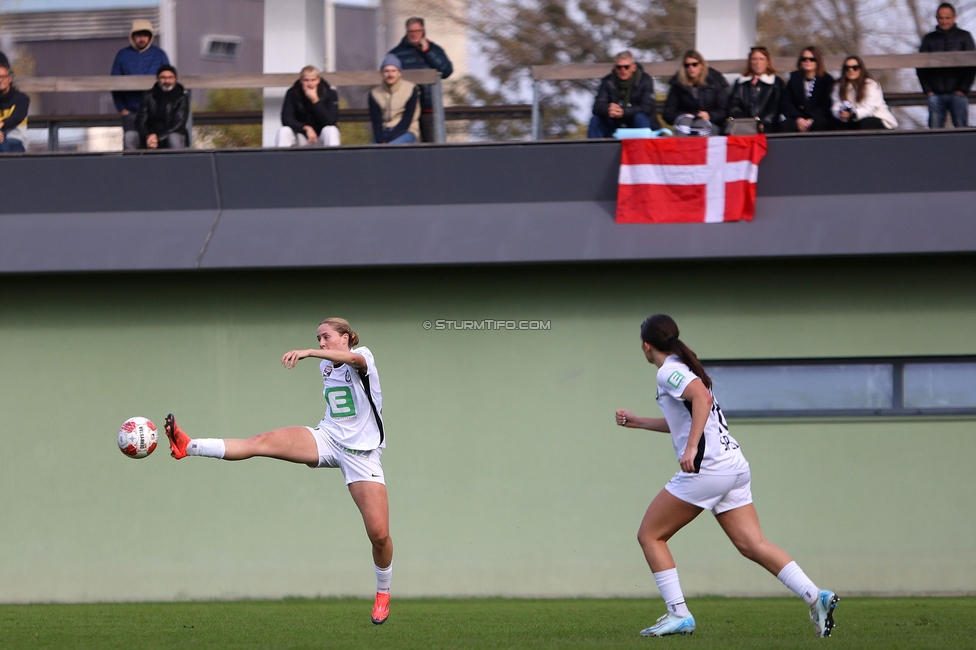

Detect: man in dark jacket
[275,66,340,147]
[128,65,188,150]
[111,19,170,141]
[0,62,29,153]
[917,2,976,128]
[387,17,453,142]
[588,51,658,138]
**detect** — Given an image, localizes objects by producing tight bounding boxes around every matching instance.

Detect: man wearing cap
[368,54,420,145]
[128,65,188,150]
[111,19,170,143]
[387,17,452,142]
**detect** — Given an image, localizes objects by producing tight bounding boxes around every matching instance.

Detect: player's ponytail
[640,314,712,390]
[320,317,359,347]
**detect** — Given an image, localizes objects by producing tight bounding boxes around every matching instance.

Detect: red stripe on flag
[723,180,757,222]
[725,134,768,164]
[620,138,709,166]
[616,184,706,223]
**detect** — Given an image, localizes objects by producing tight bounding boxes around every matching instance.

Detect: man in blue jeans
[588,51,658,138]
[917,2,976,128]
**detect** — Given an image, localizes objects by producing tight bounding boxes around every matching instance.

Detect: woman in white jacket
[831,55,897,129]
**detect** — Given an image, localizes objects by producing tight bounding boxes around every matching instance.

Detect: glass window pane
[904,363,976,409]
[707,365,893,411]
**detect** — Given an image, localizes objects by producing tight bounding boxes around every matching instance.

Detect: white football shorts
[305,427,385,485]
[664,469,753,514]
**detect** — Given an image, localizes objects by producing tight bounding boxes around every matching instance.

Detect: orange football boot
[371,591,390,625]
[165,413,191,459]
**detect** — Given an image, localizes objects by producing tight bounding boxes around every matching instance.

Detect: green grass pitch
[2,597,974,649]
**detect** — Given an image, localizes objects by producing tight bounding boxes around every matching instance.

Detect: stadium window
[202,35,243,60]
[703,357,976,417]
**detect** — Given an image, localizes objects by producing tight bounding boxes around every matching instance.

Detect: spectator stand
[17,69,447,151]
[530,51,976,140]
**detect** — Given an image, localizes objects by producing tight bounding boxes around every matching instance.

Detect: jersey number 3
[325,387,357,418]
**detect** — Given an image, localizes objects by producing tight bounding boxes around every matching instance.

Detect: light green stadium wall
[1,256,974,603]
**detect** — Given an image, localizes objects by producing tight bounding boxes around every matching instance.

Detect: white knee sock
[375,564,392,593]
[187,438,225,459]
[777,561,819,605]
[653,568,691,616]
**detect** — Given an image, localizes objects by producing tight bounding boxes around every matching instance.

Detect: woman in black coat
[726,46,785,132]
[781,46,835,132]
[662,49,729,133]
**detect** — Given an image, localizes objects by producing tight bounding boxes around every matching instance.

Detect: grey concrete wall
[1,133,975,273]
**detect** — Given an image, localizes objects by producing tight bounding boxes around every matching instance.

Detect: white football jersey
[656,355,748,475]
[315,346,384,450]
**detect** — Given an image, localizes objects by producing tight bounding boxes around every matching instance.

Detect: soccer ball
[118,417,158,459]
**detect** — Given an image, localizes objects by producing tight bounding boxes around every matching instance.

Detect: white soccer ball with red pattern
[118,417,158,459]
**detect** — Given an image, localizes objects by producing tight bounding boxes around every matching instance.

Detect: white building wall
[263,0,326,147]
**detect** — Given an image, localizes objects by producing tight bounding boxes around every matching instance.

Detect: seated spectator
[127,65,188,150]
[387,17,453,142]
[368,54,420,145]
[662,49,729,135]
[588,51,657,138]
[917,2,975,128]
[831,56,897,130]
[726,46,785,132]
[276,65,340,147]
[781,46,835,132]
[111,20,170,144]
[0,62,29,153]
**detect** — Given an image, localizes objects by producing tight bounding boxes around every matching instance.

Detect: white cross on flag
[615,135,768,224]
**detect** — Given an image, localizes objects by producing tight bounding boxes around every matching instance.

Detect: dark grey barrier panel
[0,153,219,215]
[199,191,976,269]
[0,210,217,272]
[757,130,976,196]
[212,141,622,209]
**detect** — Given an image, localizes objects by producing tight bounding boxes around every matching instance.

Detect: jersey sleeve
[657,361,698,399]
[356,347,377,376]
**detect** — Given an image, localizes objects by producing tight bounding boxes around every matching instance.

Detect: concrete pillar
[263,0,326,147]
[695,0,757,62]
[159,0,177,66]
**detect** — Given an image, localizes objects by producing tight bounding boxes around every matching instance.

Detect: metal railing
[25,105,534,152]
[530,51,976,139]
[16,69,449,148]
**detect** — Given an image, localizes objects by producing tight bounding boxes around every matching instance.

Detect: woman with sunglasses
[781,46,835,132]
[831,55,897,129]
[662,50,730,135]
[726,46,785,132]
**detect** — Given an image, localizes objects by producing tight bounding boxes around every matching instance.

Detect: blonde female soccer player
[165,317,393,625]
[616,314,837,638]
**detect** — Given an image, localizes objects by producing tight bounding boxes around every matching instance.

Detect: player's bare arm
[281,348,366,370]
[615,409,670,432]
[677,378,712,472]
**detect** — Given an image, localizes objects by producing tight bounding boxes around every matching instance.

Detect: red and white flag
[615,135,768,224]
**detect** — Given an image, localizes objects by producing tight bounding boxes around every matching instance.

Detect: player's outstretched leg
[164,413,191,459]
[810,590,839,638]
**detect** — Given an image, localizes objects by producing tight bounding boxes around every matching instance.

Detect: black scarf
[614,68,640,106]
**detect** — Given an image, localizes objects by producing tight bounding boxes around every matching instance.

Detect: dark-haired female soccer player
[164,317,393,625]
[616,314,837,638]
